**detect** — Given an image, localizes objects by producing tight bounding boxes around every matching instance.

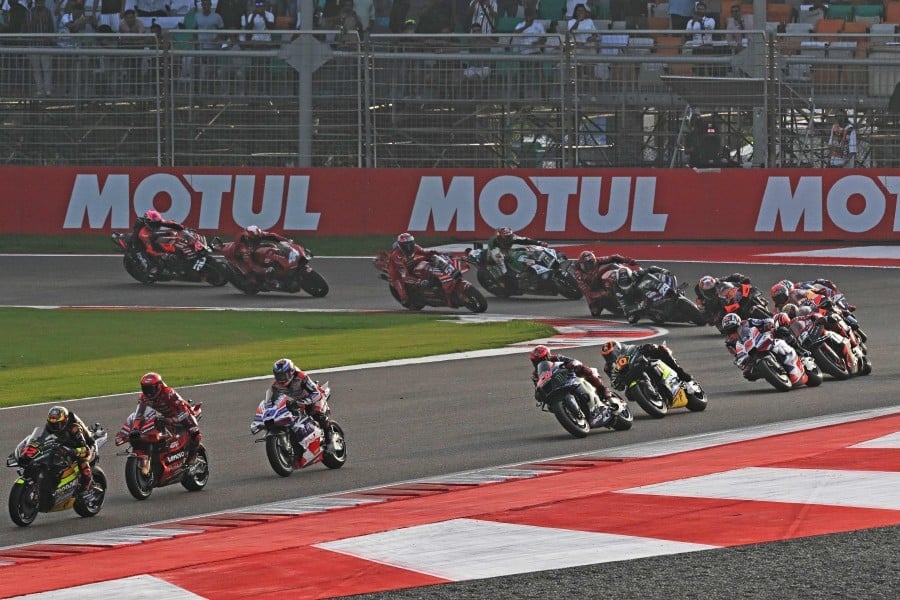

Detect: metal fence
[2,28,900,168]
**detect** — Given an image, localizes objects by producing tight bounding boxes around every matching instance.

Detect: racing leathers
[269,370,331,445]
[233,229,293,275]
[133,217,183,269]
[614,265,671,323]
[531,353,614,427]
[572,254,638,316]
[46,412,96,498]
[694,272,751,325]
[137,385,201,466]
[601,342,695,385]
[386,243,450,306]
[486,231,548,284]
[724,317,807,386]
[779,309,862,375]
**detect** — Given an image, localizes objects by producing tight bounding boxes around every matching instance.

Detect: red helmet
[774,312,791,328]
[140,372,164,399]
[579,251,596,269]
[529,345,550,365]
[144,210,162,222]
[397,232,415,257]
[770,281,792,305]
[600,340,620,359]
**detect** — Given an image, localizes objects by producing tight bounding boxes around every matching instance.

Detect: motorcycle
[114,401,209,500]
[250,383,347,477]
[707,282,773,332]
[739,326,823,392]
[373,252,488,313]
[629,269,707,326]
[576,260,641,317]
[608,350,708,419]
[788,314,871,380]
[111,229,230,286]
[7,423,108,527]
[213,237,329,297]
[533,360,633,438]
[464,245,582,300]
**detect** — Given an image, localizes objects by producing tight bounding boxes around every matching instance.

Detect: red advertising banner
[2,167,899,242]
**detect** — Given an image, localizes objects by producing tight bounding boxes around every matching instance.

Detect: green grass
[0,308,552,407]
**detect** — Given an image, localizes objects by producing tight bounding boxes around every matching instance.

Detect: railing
[2,29,900,168]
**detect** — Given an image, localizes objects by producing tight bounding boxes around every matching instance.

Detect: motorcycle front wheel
[125,456,156,500]
[461,285,488,313]
[322,422,348,469]
[181,446,210,491]
[553,271,583,300]
[8,480,40,527]
[550,396,590,438]
[812,343,850,380]
[201,258,230,287]
[627,377,668,418]
[266,432,295,477]
[123,255,154,284]
[757,357,793,392]
[74,467,107,517]
[301,269,330,298]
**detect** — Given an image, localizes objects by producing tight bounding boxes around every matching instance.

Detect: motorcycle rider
[777,303,862,374]
[132,209,184,273]
[600,339,698,391]
[529,345,615,427]
[233,225,293,275]
[613,265,671,324]
[44,406,98,503]
[387,232,454,307]
[694,272,752,325]
[720,313,808,386]
[770,278,855,312]
[270,358,333,449]
[486,227,549,288]
[137,372,202,471]
[572,251,639,316]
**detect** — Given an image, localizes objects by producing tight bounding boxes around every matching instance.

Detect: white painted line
[762,246,900,259]
[6,574,204,600]
[316,518,716,581]
[619,467,900,511]
[37,527,202,546]
[852,431,900,448]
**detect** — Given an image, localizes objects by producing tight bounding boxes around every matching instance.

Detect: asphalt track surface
[0,253,898,598]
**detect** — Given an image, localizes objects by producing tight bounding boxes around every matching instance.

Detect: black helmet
[616,267,634,290]
[273,358,296,387]
[46,406,69,434]
[721,313,741,334]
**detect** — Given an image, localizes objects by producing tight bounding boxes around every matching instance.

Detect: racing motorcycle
[575,260,641,317]
[250,383,347,477]
[608,349,708,419]
[373,252,488,313]
[629,269,707,326]
[464,245,582,300]
[787,314,871,380]
[738,326,823,392]
[533,360,633,438]
[707,282,773,332]
[114,401,209,500]
[111,228,230,286]
[213,237,329,297]
[7,423,108,527]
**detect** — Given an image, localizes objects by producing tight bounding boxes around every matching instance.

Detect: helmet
[579,251,597,269]
[698,275,717,295]
[140,372,164,399]
[245,225,262,239]
[498,227,514,242]
[273,358,296,386]
[721,313,741,334]
[144,210,162,223]
[615,267,634,290]
[397,232,415,257]
[46,406,69,434]
[600,340,620,360]
[529,345,550,365]
[770,281,792,305]
[775,313,791,328]
[781,303,798,319]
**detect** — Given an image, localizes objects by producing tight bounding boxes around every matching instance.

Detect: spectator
[196,0,224,48]
[91,0,124,31]
[216,0,245,29]
[135,0,169,18]
[119,8,147,33]
[2,0,29,33]
[242,0,275,45]
[59,1,95,41]
[567,3,598,50]
[468,0,497,34]
[685,1,714,45]
[725,3,752,50]
[668,0,693,31]
[512,6,545,54]
[26,0,56,97]
[828,111,857,168]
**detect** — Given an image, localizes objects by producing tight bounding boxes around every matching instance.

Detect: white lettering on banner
[757,175,898,233]
[879,176,900,231]
[63,174,320,231]
[409,176,667,233]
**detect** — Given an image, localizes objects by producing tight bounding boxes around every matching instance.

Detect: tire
[201,259,230,287]
[8,480,39,527]
[757,356,793,392]
[125,456,155,500]
[461,285,488,313]
[229,269,260,295]
[627,377,668,418]
[73,467,106,518]
[477,268,511,298]
[608,396,634,430]
[181,446,209,491]
[301,269,330,298]
[550,396,590,438]
[812,344,850,380]
[553,272,583,300]
[124,255,154,284]
[860,356,873,376]
[677,296,707,325]
[804,362,824,387]
[322,422,348,469]
[266,432,295,477]
[685,383,709,412]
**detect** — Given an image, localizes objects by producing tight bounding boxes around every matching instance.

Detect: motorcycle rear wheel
[322,422,348,469]
[266,432,295,477]
[628,378,668,418]
[123,255,154,284]
[553,271,583,300]
[301,269,330,297]
[125,456,155,500]
[812,344,850,380]
[181,446,210,491]
[477,268,511,298]
[8,481,40,527]
[550,396,590,438]
[74,467,107,517]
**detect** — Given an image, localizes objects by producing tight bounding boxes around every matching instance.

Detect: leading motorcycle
[7,423,108,527]
[111,229,230,286]
[608,349,708,419]
[250,383,347,477]
[114,401,209,500]
[464,245,582,300]
[373,252,488,313]
[214,237,330,297]
[533,360,633,438]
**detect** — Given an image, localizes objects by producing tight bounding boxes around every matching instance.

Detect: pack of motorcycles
[5,235,871,525]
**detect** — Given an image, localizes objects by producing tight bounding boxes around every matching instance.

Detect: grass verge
[0,308,552,407]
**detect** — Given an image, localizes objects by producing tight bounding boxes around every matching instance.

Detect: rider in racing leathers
[137,372,202,469]
[599,340,697,389]
[571,251,639,316]
[529,345,615,427]
[720,313,808,386]
[485,227,548,288]
[387,232,453,307]
[232,225,293,275]
[270,358,333,448]
[694,272,752,325]
[44,405,98,502]
[612,265,672,324]
[132,209,184,272]
[777,303,863,375]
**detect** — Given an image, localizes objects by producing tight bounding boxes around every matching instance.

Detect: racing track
[1,253,898,597]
